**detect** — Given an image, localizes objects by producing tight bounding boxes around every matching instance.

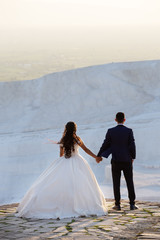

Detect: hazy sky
[1,0,160,28]
[0,0,160,81]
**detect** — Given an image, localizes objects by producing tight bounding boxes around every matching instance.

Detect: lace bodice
[72,144,79,155]
[60,143,80,157]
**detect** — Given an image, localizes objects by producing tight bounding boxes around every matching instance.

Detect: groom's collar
[117,123,124,126]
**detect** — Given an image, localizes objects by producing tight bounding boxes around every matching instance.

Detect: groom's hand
[96,156,102,163]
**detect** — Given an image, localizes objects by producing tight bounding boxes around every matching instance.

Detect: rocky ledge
[0,200,160,240]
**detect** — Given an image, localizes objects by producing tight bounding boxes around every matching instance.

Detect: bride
[16,122,107,219]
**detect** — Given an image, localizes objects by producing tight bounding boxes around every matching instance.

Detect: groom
[96,112,137,210]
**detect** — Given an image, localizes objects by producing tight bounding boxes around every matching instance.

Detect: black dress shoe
[130,204,138,210]
[112,205,121,210]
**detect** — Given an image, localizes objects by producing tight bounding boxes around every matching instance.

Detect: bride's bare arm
[77,138,97,159]
[60,146,64,157]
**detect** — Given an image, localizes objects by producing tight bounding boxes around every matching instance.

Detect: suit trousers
[111,161,136,206]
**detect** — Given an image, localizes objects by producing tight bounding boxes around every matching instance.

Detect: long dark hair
[60,122,79,158]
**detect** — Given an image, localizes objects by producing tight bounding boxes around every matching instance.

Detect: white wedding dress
[16,144,107,219]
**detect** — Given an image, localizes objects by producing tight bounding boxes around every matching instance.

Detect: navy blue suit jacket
[97,125,136,162]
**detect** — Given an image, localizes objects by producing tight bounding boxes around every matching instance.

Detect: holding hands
[96,156,102,163]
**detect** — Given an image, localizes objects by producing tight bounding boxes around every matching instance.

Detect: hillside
[0,60,160,204]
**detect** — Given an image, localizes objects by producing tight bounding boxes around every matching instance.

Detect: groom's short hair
[116,112,125,123]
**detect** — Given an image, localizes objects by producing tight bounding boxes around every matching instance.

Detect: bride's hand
[96,156,102,163]
[45,139,58,144]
